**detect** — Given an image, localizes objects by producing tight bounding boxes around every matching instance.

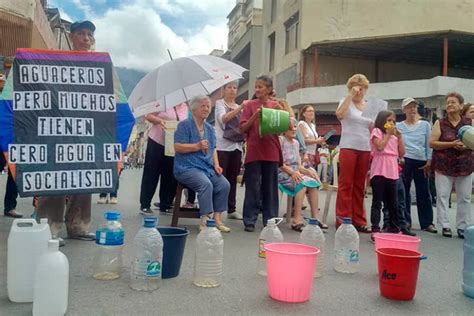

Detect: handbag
[222,102,245,143]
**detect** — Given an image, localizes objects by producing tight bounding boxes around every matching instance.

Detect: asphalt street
[0,169,473,315]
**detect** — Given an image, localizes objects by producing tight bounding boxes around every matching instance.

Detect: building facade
[227,0,264,102]
[236,0,474,137]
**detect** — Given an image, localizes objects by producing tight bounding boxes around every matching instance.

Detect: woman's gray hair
[189,95,211,111]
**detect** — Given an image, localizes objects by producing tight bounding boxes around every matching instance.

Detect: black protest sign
[9,49,121,197]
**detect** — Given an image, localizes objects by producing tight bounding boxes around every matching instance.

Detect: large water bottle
[8,218,51,303]
[92,211,124,280]
[130,217,163,291]
[257,218,284,276]
[193,219,224,288]
[33,240,69,316]
[458,125,474,150]
[300,218,325,278]
[334,217,360,273]
[463,225,474,298]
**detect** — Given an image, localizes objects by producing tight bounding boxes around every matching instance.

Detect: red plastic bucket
[264,243,319,303]
[376,248,424,300]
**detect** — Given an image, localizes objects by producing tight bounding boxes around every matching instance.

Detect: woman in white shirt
[335,74,373,232]
[215,81,245,220]
[297,105,325,167]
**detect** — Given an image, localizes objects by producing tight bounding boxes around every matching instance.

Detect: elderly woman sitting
[174,95,231,232]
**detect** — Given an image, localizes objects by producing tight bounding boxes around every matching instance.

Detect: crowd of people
[1,20,472,245]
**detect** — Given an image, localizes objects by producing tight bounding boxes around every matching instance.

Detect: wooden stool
[171,184,200,227]
[322,153,339,224]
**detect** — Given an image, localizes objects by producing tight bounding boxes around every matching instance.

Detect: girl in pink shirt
[369,110,405,234]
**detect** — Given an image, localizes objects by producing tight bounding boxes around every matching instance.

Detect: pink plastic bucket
[374,233,421,251]
[264,243,319,303]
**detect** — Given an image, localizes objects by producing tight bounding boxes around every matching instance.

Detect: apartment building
[236,0,474,137]
[227,0,264,102]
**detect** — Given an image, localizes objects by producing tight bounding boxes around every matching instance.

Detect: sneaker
[140,208,153,215]
[423,224,438,234]
[216,224,231,233]
[227,212,243,220]
[442,228,452,238]
[457,229,465,239]
[69,232,95,241]
[109,197,118,204]
[4,210,23,218]
[182,201,197,209]
[244,225,255,232]
[401,227,416,236]
[97,197,107,204]
[160,208,173,215]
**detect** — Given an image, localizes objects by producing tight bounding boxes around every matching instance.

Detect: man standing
[35,21,97,246]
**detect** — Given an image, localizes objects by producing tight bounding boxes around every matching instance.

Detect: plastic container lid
[341,217,352,224]
[206,219,216,227]
[144,217,158,228]
[308,218,319,225]
[104,211,120,221]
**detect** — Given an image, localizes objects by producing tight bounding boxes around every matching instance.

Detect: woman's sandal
[291,223,304,232]
[319,222,329,230]
[355,225,372,233]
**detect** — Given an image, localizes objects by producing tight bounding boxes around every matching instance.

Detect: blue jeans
[174,169,230,216]
[402,158,433,229]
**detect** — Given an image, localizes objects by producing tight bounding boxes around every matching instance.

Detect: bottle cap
[206,219,216,227]
[341,217,352,224]
[308,218,319,225]
[48,239,59,250]
[104,211,120,221]
[144,217,158,228]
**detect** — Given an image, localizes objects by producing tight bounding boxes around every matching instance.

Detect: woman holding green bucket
[240,76,284,232]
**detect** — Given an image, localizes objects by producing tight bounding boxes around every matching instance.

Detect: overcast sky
[49,0,235,71]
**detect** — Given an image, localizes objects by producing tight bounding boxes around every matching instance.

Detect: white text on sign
[13,91,51,110]
[103,143,122,162]
[22,169,113,192]
[55,144,95,163]
[58,91,116,112]
[8,144,47,164]
[19,65,105,86]
[38,117,94,136]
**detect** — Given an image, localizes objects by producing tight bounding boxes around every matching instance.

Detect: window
[270,0,277,23]
[285,12,299,54]
[269,32,275,72]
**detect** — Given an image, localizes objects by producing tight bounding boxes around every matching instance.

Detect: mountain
[115,67,146,97]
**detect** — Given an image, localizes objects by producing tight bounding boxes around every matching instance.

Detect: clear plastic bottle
[334,217,360,273]
[257,218,284,276]
[130,217,163,291]
[300,218,325,278]
[193,219,224,288]
[33,240,69,316]
[92,211,124,280]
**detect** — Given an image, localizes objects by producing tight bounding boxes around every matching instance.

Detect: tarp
[0,49,135,197]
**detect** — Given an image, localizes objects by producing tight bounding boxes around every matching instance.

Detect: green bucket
[259,107,290,136]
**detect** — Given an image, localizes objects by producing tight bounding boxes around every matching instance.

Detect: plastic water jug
[257,218,284,276]
[463,225,474,298]
[93,211,124,280]
[193,219,224,288]
[334,217,360,273]
[300,218,325,278]
[7,218,52,302]
[458,125,474,150]
[33,240,69,316]
[130,217,163,291]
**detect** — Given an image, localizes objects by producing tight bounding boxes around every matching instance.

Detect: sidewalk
[0,169,472,315]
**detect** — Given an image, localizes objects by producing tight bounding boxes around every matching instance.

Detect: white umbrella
[129,55,247,117]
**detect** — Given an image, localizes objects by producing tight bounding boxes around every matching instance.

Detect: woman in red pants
[335,74,373,232]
